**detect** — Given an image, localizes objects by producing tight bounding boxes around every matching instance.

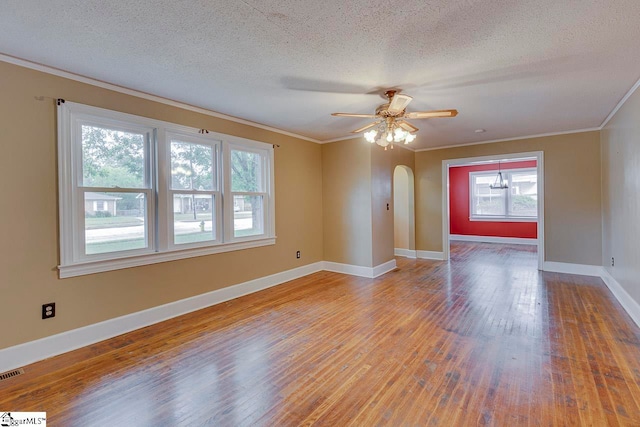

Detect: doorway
[393,165,416,258]
[442,151,544,270]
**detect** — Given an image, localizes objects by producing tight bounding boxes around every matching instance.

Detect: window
[470,168,537,220]
[226,145,269,239]
[58,102,275,277]
[167,133,220,247]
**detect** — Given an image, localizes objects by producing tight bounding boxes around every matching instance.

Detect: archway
[393,165,415,257]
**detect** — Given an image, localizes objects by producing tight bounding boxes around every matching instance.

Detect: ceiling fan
[331,90,458,149]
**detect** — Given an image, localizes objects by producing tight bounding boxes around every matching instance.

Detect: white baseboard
[4,257,637,375]
[600,268,640,328]
[521,261,640,330]
[372,259,398,277]
[450,234,537,245]
[394,248,417,258]
[543,261,603,277]
[0,262,324,373]
[416,250,445,260]
[322,259,397,279]
[323,261,373,277]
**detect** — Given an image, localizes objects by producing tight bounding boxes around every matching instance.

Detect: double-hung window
[226,144,270,240]
[58,101,275,278]
[470,168,538,220]
[166,133,221,248]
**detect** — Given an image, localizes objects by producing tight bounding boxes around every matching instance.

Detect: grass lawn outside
[234,228,260,237]
[86,229,261,254]
[86,237,146,254]
[86,212,253,230]
[85,216,143,230]
[174,212,212,222]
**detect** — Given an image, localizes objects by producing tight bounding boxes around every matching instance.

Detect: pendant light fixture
[489,161,509,190]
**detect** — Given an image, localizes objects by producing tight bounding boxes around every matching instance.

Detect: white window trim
[223,141,275,242]
[469,216,537,223]
[74,117,156,264]
[164,131,223,251]
[57,101,276,278]
[469,168,538,221]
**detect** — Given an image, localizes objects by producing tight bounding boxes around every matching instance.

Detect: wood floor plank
[2,242,640,426]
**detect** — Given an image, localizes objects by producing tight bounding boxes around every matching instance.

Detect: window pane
[509,172,537,217]
[82,125,146,188]
[84,192,147,254]
[231,150,263,192]
[173,194,216,244]
[233,195,264,237]
[171,141,214,190]
[472,175,506,216]
[473,194,506,215]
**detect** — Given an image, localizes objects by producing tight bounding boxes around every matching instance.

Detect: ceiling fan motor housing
[376,103,395,117]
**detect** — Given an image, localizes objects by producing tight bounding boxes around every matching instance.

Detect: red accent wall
[449,160,537,238]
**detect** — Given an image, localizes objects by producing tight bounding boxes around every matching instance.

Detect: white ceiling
[2,1,640,149]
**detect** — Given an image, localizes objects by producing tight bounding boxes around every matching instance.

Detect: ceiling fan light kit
[331,90,458,150]
[362,118,416,149]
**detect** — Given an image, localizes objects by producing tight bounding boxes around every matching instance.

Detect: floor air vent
[0,368,24,381]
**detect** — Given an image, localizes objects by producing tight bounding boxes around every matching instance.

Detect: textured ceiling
[2,1,640,149]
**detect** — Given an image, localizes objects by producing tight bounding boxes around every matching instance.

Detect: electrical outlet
[296,250,301,259]
[611,257,615,267]
[42,303,55,319]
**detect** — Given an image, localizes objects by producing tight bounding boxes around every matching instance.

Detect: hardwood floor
[2,242,640,426]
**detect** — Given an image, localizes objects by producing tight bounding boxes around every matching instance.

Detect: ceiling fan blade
[397,120,419,133]
[351,121,382,134]
[388,94,413,114]
[331,113,379,118]
[405,109,458,119]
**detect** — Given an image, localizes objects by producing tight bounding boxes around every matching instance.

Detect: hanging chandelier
[489,161,509,189]
[363,117,416,150]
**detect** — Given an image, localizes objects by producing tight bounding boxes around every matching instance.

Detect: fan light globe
[364,130,377,143]
[405,133,416,143]
[394,128,407,142]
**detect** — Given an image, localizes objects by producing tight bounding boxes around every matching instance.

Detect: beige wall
[601,86,640,306]
[372,146,415,266]
[322,140,415,267]
[322,139,373,266]
[0,61,323,349]
[415,132,602,265]
[0,58,613,352]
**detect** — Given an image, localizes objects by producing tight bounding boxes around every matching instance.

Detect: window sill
[469,217,537,223]
[58,237,276,278]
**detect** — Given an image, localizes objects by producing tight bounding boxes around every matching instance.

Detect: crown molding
[0,53,322,144]
[328,73,640,150]
[320,134,416,151]
[321,134,360,144]
[4,52,639,148]
[414,128,601,152]
[599,75,640,129]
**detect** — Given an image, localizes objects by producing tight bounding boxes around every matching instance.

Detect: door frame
[441,151,544,270]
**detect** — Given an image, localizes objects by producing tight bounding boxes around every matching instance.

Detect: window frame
[58,101,276,278]
[224,141,274,243]
[469,168,538,222]
[164,131,223,251]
